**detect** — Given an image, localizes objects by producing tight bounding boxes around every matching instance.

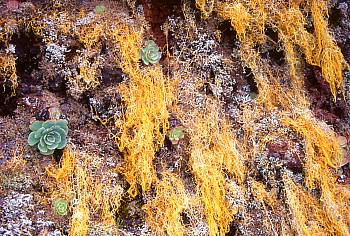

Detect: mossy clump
[28,119,68,155]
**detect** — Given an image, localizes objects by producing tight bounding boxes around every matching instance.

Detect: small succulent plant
[53,198,68,216]
[95,4,106,14]
[168,127,185,144]
[250,92,258,100]
[28,119,68,155]
[139,40,162,65]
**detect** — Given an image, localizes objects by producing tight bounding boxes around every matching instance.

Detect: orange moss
[282,113,342,182]
[46,148,75,198]
[47,149,123,236]
[67,54,101,93]
[250,180,283,235]
[251,180,277,209]
[284,174,349,235]
[69,164,90,236]
[0,53,18,96]
[4,1,348,235]
[112,25,174,196]
[143,172,186,236]
[76,23,104,50]
[179,99,245,236]
[310,0,346,98]
[216,2,350,234]
[283,113,350,235]
[195,0,215,19]
[218,0,347,100]
[0,18,18,45]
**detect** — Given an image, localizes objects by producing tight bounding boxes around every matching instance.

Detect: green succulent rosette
[168,127,185,144]
[95,4,106,14]
[53,198,68,216]
[139,40,162,65]
[28,119,68,155]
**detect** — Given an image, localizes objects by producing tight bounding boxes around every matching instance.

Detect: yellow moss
[277,7,313,81]
[251,180,277,209]
[218,0,347,100]
[47,149,123,236]
[282,112,341,180]
[0,18,18,46]
[15,2,350,235]
[239,44,309,111]
[0,54,18,96]
[283,112,350,235]
[67,54,101,93]
[250,180,282,235]
[112,25,174,196]
[283,174,349,235]
[0,144,25,174]
[26,16,46,38]
[47,148,75,198]
[179,99,245,236]
[218,0,266,44]
[310,0,346,98]
[276,1,347,99]
[77,23,104,50]
[69,165,90,236]
[195,0,215,19]
[143,172,186,236]
[218,3,251,42]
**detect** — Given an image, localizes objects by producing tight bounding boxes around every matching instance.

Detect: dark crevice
[265,27,279,43]
[0,28,42,116]
[304,64,348,123]
[48,74,67,96]
[262,27,285,66]
[12,29,42,85]
[218,20,237,49]
[226,221,239,236]
[244,67,258,94]
[139,0,182,49]
[329,6,342,27]
[0,96,17,116]
[261,46,285,66]
[114,193,145,229]
[100,67,124,87]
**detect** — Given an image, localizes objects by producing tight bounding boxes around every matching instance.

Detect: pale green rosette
[53,198,68,216]
[139,40,162,65]
[168,127,185,144]
[28,119,68,155]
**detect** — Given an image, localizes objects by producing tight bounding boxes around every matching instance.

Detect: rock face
[0,192,62,236]
[1,0,350,235]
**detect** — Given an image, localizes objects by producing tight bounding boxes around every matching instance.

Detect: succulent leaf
[56,120,68,133]
[38,139,48,152]
[47,141,59,150]
[43,120,56,129]
[29,121,44,131]
[54,126,68,138]
[45,134,56,144]
[28,132,39,146]
[51,131,62,144]
[57,137,67,149]
[28,119,69,155]
[41,148,55,155]
[34,127,45,139]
